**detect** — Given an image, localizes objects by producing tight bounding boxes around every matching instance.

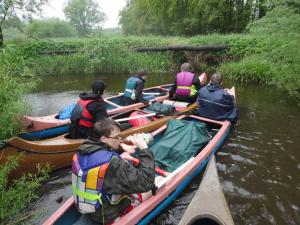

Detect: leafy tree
[0,0,48,47]
[119,0,293,35]
[24,18,78,38]
[63,0,106,36]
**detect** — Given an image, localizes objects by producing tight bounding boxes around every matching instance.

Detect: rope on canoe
[0,142,77,154]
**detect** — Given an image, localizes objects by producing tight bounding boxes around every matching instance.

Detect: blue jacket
[197,84,238,123]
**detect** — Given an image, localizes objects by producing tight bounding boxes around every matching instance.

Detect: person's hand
[128,133,148,150]
[120,143,136,154]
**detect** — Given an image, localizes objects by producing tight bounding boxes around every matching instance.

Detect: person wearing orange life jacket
[72,119,156,224]
[169,62,206,104]
[69,80,108,139]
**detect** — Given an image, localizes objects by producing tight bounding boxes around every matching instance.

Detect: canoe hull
[178,155,235,225]
[1,103,196,178]
[23,85,170,131]
[42,115,231,225]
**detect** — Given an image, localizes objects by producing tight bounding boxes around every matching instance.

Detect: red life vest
[76,98,104,127]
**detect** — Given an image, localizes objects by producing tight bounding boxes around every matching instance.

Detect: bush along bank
[17,36,175,75]
[0,46,50,224]
[0,156,49,224]
[0,46,38,139]
[13,6,300,100]
[219,7,300,100]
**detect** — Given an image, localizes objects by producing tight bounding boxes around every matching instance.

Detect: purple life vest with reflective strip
[175,71,195,96]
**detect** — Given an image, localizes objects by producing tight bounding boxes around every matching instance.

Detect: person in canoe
[169,62,206,104]
[196,73,238,124]
[72,119,157,224]
[123,69,152,106]
[69,80,109,139]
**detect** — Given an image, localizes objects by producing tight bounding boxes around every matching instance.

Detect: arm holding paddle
[103,133,156,194]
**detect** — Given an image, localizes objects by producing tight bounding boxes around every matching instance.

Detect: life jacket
[70,98,102,128]
[175,71,197,97]
[72,149,129,215]
[124,77,140,99]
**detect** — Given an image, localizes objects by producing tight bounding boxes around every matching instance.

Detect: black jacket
[197,84,238,124]
[78,137,155,224]
[69,93,108,139]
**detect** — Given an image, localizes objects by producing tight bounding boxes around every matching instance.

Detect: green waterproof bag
[150,119,210,172]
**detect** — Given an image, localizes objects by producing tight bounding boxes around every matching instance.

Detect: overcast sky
[41,0,127,28]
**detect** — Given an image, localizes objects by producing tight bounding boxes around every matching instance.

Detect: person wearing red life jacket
[72,119,156,224]
[169,62,206,104]
[69,80,108,139]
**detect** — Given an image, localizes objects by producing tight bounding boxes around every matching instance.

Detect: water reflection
[24,73,300,225]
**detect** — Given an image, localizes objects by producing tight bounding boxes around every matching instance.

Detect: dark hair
[210,73,223,85]
[138,69,147,76]
[91,80,106,95]
[92,119,121,139]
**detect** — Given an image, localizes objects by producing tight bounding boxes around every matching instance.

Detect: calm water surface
[25,73,300,225]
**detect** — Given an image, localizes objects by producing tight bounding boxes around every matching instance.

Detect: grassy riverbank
[8,7,299,100]
[0,47,49,224]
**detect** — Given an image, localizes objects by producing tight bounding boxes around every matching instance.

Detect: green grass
[0,156,49,224]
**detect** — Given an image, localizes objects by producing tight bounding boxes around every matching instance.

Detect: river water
[25,73,300,225]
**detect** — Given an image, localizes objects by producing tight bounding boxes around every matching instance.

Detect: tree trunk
[133,45,229,52]
[0,25,3,47]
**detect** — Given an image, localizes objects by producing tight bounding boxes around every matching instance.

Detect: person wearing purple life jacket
[72,119,156,224]
[169,63,202,104]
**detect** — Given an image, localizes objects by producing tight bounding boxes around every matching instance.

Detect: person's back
[72,119,156,224]
[197,73,237,124]
[69,80,108,139]
[169,63,202,104]
[123,69,150,105]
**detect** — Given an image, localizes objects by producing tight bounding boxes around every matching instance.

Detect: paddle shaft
[118,92,162,96]
[156,157,194,189]
[115,113,156,122]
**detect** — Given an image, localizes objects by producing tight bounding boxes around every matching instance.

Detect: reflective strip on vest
[177,86,191,90]
[72,185,102,202]
[177,85,197,96]
[124,77,139,99]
